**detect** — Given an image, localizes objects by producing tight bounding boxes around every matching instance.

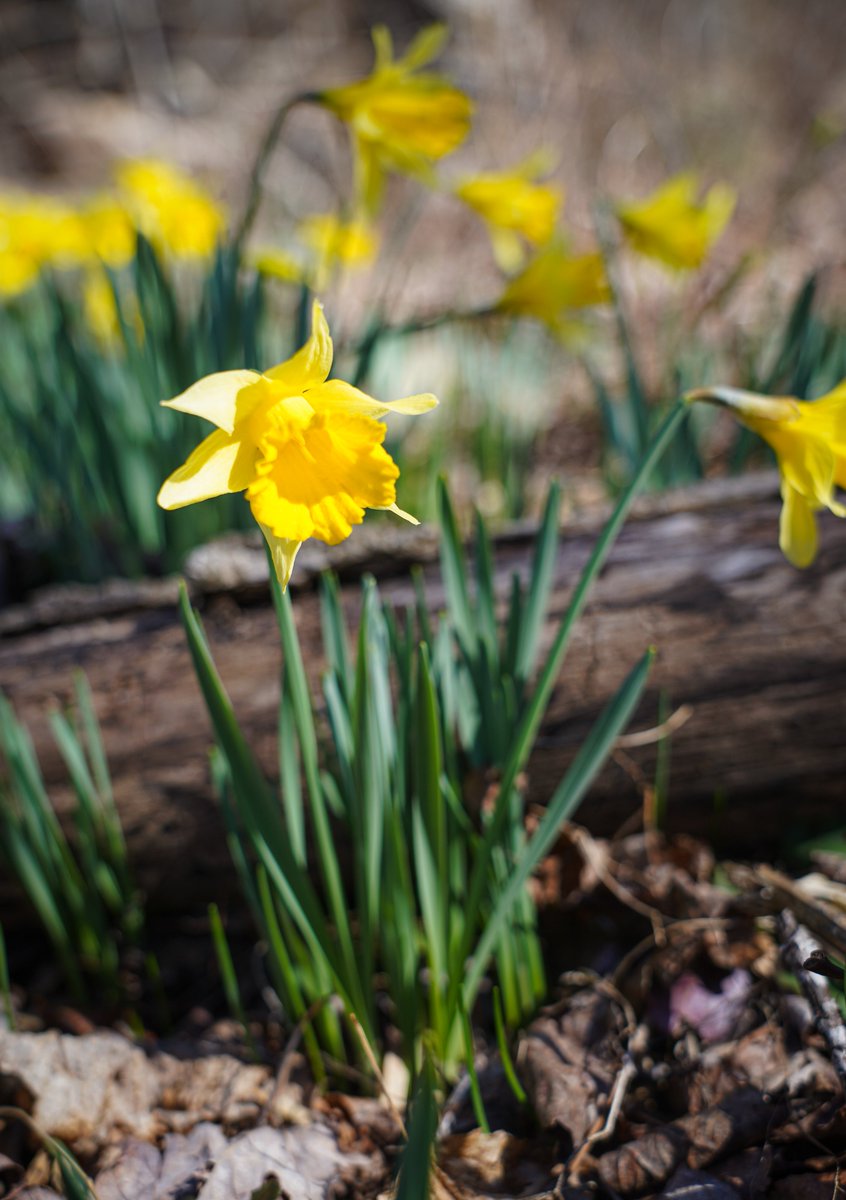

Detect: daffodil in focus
[115,159,225,259]
[495,241,609,338]
[158,300,437,588]
[320,24,472,212]
[686,382,846,567]
[617,173,735,271]
[455,152,562,271]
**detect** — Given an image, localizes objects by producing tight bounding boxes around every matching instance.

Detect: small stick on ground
[347,1011,408,1139]
[778,909,846,1094]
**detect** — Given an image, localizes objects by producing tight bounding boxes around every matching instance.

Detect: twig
[728,863,846,958]
[567,1021,649,1184]
[612,916,736,989]
[615,704,694,748]
[778,909,846,1095]
[568,825,668,944]
[347,1011,408,1138]
[265,995,331,1116]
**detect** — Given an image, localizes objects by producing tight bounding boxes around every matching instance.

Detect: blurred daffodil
[300,213,378,284]
[158,299,437,588]
[250,216,377,290]
[617,173,735,271]
[82,195,137,268]
[455,152,562,271]
[82,270,121,346]
[115,159,225,259]
[495,241,609,338]
[686,382,846,567]
[250,246,304,283]
[82,269,143,349]
[320,24,472,213]
[0,194,88,296]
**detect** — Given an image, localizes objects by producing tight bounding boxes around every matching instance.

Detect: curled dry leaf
[518,988,623,1146]
[597,1087,786,1196]
[94,1123,226,1200]
[597,1125,690,1195]
[438,1129,557,1196]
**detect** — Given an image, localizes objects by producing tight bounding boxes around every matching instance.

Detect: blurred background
[1,0,845,596]
[3,0,844,273]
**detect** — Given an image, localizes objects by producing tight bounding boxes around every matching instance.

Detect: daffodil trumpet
[319,24,472,214]
[686,382,846,568]
[617,173,736,272]
[158,299,438,589]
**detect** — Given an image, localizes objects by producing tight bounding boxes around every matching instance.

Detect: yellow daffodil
[320,24,472,213]
[686,382,846,567]
[300,213,377,275]
[82,194,137,268]
[82,269,143,349]
[617,173,735,271]
[82,270,121,346]
[115,159,225,259]
[454,152,562,271]
[158,299,437,588]
[0,194,88,296]
[250,246,305,284]
[495,241,609,338]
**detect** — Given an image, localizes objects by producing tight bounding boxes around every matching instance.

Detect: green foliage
[178,413,682,1082]
[0,1108,97,1200]
[0,674,144,1006]
[0,238,270,585]
[592,263,846,493]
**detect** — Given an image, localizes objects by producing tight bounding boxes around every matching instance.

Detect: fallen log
[1,472,844,918]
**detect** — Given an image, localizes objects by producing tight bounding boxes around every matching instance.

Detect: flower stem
[234,91,320,247]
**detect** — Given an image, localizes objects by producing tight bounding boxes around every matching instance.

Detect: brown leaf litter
[5,828,846,1198]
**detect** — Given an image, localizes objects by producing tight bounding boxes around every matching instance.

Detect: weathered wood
[1,472,844,918]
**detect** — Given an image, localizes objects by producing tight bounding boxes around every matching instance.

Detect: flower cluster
[0,160,224,307]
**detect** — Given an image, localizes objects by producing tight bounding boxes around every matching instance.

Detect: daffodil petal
[490,227,526,273]
[308,379,438,418]
[380,501,419,524]
[779,481,819,568]
[777,431,836,511]
[157,428,256,509]
[399,23,448,71]
[265,299,333,390]
[162,370,262,434]
[258,522,302,591]
[371,24,394,69]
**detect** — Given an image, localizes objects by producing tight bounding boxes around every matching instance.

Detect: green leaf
[395,1057,438,1200]
[462,648,653,1007]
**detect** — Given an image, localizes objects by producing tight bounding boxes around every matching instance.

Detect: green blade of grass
[209,902,258,1060]
[450,400,687,1007]
[493,986,526,1104]
[514,482,561,685]
[462,648,653,1009]
[395,1057,438,1200]
[458,994,490,1133]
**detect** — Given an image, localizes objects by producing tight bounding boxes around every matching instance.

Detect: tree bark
[1,472,843,918]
